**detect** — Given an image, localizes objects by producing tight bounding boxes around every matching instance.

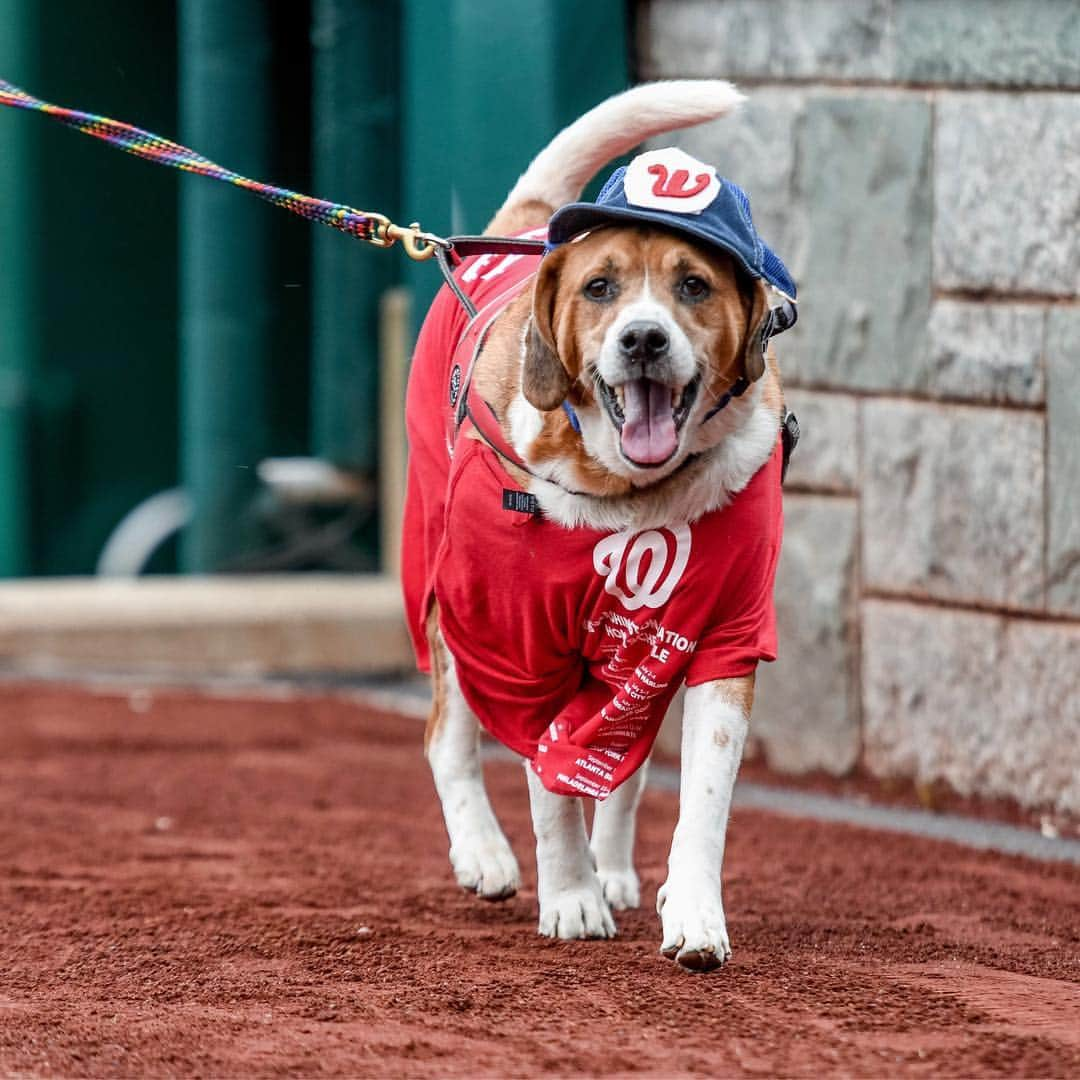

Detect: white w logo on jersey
[592,525,691,611]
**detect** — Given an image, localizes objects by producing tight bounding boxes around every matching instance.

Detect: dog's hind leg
[589,759,648,911]
[526,768,615,939]
[426,617,521,900]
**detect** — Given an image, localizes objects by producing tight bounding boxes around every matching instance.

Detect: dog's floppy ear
[741,279,773,383]
[522,251,571,411]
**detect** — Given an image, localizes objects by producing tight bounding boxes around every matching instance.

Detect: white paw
[449,830,521,900]
[656,876,731,972]
[538,880,616,939]
[597,866,641,911]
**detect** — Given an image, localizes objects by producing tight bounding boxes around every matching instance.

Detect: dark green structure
[0,0,35,576]
[0,0,628,577]
[0,1,180,577]
[178,1,278,571]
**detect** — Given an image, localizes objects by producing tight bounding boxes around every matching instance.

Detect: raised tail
[494,79,743,227]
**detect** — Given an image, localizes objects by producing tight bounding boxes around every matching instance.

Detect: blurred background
[0,0,1077,818]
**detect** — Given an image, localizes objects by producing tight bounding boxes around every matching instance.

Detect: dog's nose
[618,321,670,361]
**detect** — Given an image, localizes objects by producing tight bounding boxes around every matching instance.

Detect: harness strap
[434,235,549,318]
[447,236,548,259]
[435,246,479,319]
[698,298,797,423]
[463,387,533,472]
[700,376,751,423]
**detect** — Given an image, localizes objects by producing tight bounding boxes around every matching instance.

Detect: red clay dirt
[1,681,1078,1078]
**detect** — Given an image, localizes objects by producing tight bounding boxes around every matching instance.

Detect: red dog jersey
[402,234,784,800]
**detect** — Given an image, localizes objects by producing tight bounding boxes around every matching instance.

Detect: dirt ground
[1,682,1078,1078]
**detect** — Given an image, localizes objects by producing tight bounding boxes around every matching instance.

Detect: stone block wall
[640,0,1080,813]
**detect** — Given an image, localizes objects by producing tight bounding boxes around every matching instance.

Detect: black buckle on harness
[770,299,798,336]
[757,299,798,362]
[781,409,799,483]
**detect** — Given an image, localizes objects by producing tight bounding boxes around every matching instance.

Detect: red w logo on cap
[647,163,711,199]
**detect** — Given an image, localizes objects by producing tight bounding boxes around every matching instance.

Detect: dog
[400,81,797,972]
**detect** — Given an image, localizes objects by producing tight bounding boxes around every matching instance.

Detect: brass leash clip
[369,217,450,261]
[363,212,395,248]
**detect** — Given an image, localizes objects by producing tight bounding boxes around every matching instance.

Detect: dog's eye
[584,277,616,302]
[678,276,710,301]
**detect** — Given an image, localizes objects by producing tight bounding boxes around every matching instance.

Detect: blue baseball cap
[547,147,796,300]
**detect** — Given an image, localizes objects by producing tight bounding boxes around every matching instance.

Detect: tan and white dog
[403,81,796,972]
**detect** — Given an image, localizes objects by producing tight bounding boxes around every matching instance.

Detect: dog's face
[523,226,771,484]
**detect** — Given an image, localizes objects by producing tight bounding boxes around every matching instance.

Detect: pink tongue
[619,378,677,465]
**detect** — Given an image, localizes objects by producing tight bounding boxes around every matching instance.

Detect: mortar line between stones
[782,486,858,500]
[786,382,1046,415]
[928,92,939,321]
[1041,311,1052,616]
[713,76,1080,97]
[934,288,1080,307]
[852,395,866,774]
[862,588,1080,627]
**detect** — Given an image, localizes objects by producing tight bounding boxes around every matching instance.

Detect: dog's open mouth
[597,374,700,467]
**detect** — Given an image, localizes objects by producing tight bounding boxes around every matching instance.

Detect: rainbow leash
[0,77,443,259]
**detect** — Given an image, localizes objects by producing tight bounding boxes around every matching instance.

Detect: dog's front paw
[656,876,731,972]
[450,829,521,901]
[597,866,640,911]
[538,880,616,940]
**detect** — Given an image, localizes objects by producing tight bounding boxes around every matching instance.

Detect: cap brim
[547,202,764,284]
